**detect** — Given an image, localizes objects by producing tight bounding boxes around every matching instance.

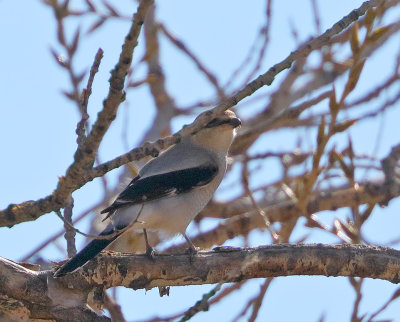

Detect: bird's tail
[54,226,124,277]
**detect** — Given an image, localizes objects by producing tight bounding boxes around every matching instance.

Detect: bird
[54,110,241,277]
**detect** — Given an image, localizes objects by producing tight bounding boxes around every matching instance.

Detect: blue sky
[1,1,400,321]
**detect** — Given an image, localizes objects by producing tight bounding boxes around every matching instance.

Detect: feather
[100,163,218,217]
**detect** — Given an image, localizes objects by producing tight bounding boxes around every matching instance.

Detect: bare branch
[63,196,76,257]
[0,0,389,229]
[51,244,400,289]
[0,0,154,228]
[76,48,104,147]
[4,244,400,318]
[0,256,109,321]
[159,23,225,99]
[143,6,177,116]
[184,180,400,250]
[103,292,126,322]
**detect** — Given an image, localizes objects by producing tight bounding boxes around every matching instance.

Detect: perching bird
[54,110,241,277]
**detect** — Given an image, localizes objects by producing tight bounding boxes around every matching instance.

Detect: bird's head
[191,110,241,153]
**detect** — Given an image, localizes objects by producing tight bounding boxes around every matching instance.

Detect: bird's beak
[229,117,242,128]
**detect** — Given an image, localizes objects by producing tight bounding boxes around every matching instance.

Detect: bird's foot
[186,245,199,263]
[145,246,156,260]
[143,229,156,260]
[183,233,199,263]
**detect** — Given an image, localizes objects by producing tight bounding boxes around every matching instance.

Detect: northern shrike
[54,110,241,277]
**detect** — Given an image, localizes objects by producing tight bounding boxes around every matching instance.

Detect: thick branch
[47,244,400,289]
[3,244,400,318]
[0,257,108,321]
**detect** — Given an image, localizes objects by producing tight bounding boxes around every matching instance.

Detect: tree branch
[51,244,400,286]
[0,256,109,321]
[0,0,153,228]
[0,0,386,228]
[3,243,400,319]
[15,244,400,290]
[186,180,400,250]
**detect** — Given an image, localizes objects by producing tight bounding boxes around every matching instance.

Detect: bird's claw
[186,246,199,263]
[145,246,156,260]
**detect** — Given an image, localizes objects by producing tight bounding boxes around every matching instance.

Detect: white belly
[110,184,217,237]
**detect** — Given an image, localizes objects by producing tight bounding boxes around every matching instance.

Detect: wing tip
[53,267,68,278]
[53,259,80,278]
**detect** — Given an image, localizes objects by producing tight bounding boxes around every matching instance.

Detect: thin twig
[242,156,279,241]
[349,277,364,322]
[76,48,104,147]
[63,196,76,257]
[103,292,126,322]
[367,287,400,321]
[20,200,104,261]
[159,23,225,99]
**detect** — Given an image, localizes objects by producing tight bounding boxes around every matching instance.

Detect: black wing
[100,163,218,215]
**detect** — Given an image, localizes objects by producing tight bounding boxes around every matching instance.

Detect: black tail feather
[54,228,122,277]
